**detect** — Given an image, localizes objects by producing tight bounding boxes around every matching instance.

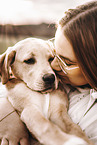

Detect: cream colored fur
[0,38,94,145]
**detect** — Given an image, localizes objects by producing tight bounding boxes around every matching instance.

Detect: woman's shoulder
[67,86,97,144]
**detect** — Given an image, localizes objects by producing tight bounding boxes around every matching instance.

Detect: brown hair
[59,1,97,89]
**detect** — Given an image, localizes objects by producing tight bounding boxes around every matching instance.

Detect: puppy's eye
[24,58,36,64]
[48,57,54,63]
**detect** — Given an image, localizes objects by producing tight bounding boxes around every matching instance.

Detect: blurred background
[0,0,93,54]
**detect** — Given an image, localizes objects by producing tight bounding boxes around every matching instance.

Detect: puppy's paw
[0,138,8,145]
[63,136,88,145]
[0,137,30,145]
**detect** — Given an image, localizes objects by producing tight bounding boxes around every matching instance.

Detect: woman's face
[51,26,88,86]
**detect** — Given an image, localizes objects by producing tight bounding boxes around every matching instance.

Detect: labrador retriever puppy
[0,38,93,145]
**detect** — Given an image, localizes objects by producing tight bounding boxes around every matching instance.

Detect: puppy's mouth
[40,73,57,93]
[41,86,55,93]
[38,83,56,93]
[26,83,56,94]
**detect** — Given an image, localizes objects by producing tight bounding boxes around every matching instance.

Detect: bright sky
[0,0,93,25]
[0,0,34,25]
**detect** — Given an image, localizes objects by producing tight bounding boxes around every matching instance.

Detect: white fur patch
[43,93,50,119]
[63,136,88,145]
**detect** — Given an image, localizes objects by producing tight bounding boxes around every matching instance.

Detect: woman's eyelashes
[24,57,36,64]
[60,56,77,66]
[65,60,74,66]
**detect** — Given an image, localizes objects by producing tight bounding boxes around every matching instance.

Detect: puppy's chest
[42,93,51,119]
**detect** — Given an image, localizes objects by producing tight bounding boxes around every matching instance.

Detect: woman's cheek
[68,73,88,86]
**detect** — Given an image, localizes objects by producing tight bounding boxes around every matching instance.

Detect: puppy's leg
[49,102,94,145]
[21,105,82,145]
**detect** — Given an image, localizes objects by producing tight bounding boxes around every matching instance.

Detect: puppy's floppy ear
[0,53,6,76]
[0,48,16,84]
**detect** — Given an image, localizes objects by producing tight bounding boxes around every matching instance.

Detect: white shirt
[66,85,97,145]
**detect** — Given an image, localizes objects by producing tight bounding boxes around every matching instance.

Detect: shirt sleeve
[68,88,97,145]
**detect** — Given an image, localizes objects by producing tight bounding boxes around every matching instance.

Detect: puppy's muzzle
[42,73,56,92]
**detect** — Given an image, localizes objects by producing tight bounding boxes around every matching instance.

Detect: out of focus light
[0,0,33,25]
[0,0,93,25]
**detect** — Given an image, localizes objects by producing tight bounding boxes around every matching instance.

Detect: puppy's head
[0,38,58,93]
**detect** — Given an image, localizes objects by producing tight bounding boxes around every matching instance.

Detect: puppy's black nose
[42,73,55,84]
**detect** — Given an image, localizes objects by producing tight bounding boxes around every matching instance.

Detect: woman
[0,0,97,145]
[51,0,97,144]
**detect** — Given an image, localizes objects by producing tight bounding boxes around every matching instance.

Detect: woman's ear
[0,49,16,84]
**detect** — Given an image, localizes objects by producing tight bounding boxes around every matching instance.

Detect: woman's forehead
[55,27,77,62]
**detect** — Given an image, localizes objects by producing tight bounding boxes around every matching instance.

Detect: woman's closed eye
[59,55,77,66]
[64,60,75,66]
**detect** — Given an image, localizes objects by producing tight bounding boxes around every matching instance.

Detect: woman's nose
[51,57,61,71]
